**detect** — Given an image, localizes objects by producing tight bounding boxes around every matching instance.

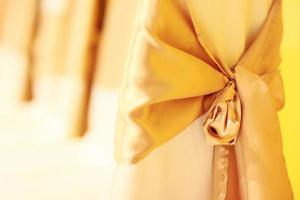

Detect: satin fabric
[115,0,293,199]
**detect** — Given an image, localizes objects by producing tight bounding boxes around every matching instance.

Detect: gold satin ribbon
[116,0,283,164]
[116,0,293,198]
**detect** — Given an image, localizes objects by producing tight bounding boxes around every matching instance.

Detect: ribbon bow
[116,0,284,164]
[116,0,293,199]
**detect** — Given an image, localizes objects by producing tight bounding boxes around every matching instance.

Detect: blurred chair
[0,0,37,103]
[31,0,101,139]
[0,0,37,129]
[0,0,110,199]
[80,0,140,167]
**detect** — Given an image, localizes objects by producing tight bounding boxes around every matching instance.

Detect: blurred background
[0,0,298,199]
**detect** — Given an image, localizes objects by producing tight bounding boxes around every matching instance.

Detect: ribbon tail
[234,67,293,200]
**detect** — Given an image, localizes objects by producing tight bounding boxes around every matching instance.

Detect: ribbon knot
[203,73,242,146]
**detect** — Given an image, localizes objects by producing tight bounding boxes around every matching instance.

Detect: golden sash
[116,0,293,199]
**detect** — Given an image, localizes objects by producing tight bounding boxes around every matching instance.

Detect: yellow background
[280,0,300,198]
